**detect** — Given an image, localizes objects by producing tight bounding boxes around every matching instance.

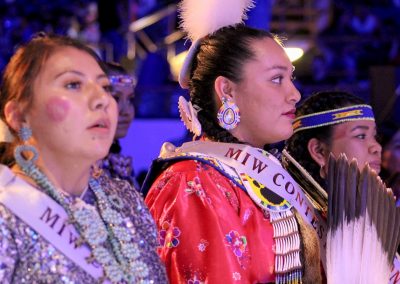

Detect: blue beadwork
[14,145,38,168]
[14,125,38,168]
[19,125,32,141]
[14,153,148,283]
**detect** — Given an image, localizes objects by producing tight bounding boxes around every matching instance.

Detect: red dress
[145,159,276,283]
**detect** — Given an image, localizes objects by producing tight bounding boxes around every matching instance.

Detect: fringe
[270,209,303,284]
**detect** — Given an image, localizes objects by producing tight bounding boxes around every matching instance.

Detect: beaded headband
[109,75,136,87]
[293,104,375,134]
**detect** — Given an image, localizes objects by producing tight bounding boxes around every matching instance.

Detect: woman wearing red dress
[142,0,323,283]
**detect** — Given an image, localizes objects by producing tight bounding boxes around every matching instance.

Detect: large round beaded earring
[217,97,241,130]
[14,125,39,170]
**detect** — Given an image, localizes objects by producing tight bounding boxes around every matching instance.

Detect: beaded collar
[16,162,149,283]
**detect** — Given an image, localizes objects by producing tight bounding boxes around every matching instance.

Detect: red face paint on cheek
[45,97,70,122]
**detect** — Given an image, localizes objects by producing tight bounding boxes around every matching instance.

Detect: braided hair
[188,24,275,143]
[285,91,365,186]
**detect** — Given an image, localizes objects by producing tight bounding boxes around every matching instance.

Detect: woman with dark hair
[0,34,166,283]
[142,0,323,283]
[284,90,400,282]
[101,62,139,189]
[285,91,381,190]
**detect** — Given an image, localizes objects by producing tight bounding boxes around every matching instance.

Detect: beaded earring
[14,125,38,169]
[217,97,240,130]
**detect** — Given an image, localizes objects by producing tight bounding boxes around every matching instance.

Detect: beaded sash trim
[270,210,302,284]
[293,104,375,134]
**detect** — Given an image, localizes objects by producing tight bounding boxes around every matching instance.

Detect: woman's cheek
[45,97,70,122]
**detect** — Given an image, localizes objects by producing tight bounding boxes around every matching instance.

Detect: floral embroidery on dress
[185,177,211,204]
[159,221,181,248]
[217,184,239,211]
[232,272,241,281]
[187,276,204,284]
[197,239,209,252]
[225,230,247,258]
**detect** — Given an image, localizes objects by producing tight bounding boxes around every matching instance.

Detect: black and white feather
[326,154,400,283]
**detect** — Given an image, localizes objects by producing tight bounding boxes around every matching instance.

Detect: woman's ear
[307,138,329,167]
[214,76,235,103]
[4,100,24,132]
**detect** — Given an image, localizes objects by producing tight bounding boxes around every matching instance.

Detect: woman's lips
[368,161,381,173]
[283,109,296,119]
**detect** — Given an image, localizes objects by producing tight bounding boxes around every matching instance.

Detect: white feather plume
[179,0,255,41]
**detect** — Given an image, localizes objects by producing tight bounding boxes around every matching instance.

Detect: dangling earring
[217,97,240,130]
[319,164,326,179]
[14,125,38,169]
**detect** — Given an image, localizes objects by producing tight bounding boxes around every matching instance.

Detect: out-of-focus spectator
[101,61,140,189]
[349,5,380,35]
[380,122,400,180]
[78,2,101,55]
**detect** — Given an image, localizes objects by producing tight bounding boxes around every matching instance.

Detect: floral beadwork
[188,275,204,284]
[197,239,209,252]
[225,230,247,258]
[232,272,241,281]
[159,221,181,248]
[184,177,211,204]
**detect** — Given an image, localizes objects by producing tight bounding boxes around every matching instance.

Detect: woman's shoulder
[152,158,232,186]
[146,158,242,207]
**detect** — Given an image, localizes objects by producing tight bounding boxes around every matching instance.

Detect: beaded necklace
[17,162,149,283]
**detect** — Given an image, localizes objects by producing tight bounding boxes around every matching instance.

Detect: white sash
[172,141,400,283]
[0,165,104,280]
[173,141,327,267]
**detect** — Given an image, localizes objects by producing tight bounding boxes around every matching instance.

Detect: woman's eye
[103,84,113,93]
[65,81,81,90]
[271,76,283,84]
[356,134,366,139]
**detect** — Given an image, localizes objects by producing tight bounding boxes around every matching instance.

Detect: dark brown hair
[188,24,276,143]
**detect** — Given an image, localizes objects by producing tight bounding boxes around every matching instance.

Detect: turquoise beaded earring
[14,125,38,169]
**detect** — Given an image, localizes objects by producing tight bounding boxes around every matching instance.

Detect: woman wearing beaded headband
[0,34,166,283]
[142,0,324,283]
[285,91,381,191]
[101,62,139,189]
[284,91,400,282]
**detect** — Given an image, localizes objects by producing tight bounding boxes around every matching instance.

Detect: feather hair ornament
[179,0,254,41]
[326,153,400,283]
[178,0,254,88]
[178,96,202,137]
